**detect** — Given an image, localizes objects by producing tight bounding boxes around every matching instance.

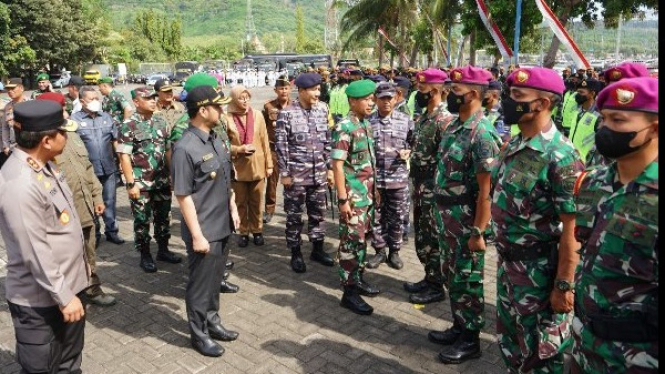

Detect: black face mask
[575,93,588,105]
[481,97,491,108]
[415,91,432,108]
[501,96,535,124]
[595,125,652,159]
[446,92,466,114]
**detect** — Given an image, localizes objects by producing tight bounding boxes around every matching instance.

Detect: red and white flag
[535,0,590,69]
[476,0,513,62]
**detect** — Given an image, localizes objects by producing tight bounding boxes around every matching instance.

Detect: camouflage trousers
[412,178,443,284]
[372,186,409,252]
[570,316,658,374]
[283,183,326,249]
[337,204,374,287]
[435,203,484,331]
[496,258,573,374]
[129,189,172,250]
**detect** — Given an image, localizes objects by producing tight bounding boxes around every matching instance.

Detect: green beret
[98,77,114,84]
[36,73,49,82]
[345,79,376,98]
[183,73,218,92]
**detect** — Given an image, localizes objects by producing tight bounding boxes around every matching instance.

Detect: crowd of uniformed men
[0,59,657,374]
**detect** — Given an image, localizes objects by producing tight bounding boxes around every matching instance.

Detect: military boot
[290,246,306,273]
[357,273,380,297]
[310,241,334,266]
[403,278,429,293]
[340,285,373,315]
[139,244,157,273]
[156,240,182,264]
[387,248,403,269]
[409,282,446,304]
[437,329,482,364]
[365,248,387,269]
[428,320,464,345]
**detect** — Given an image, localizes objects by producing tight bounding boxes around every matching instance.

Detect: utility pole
[615,13,623,61]
[513,0,523,66]
[245,0,257,42]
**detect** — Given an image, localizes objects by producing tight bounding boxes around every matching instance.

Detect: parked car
[50,72,71,88]
[111,72,125,84]
[146,73,169,87]
[84,70,101,84]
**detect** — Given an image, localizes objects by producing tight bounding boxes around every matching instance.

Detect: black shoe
[437,329,482,364]
[402,231,409,243]
[387,250,403,270]
[226,261,234,270]
[409,283,446,304]
[403,278,429,293]
[208,324,239,342]
[366,249,387,269]
[253,233,265,246]
[219,281,239,293]
[428,323,464,345]
[223,271,230,281]
[156,246,182,264]
[105,232,126,245]
[290,246,306,273]
[191,337,224,357]
[238,235,249,248]
[263,212,273,223]
[357,279,380,297]
[310,241,334,266]
[340,286,373,315]
[139,250,157,273]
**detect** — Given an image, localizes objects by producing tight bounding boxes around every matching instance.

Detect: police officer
[428,66,500,364]
[404,69,455,305]
[567,79,602,163]
[263,75,292,224]
[117,87,181,272]
[155,79,185,136]
[99,76,133,125]
[392,76,413,118]
[30,72,52,99]
[0,100,88,373]
[365,82,413,270]
[491,67,584,373]
[329,70,350,123]
[2,78,29,162]
[275,72,335,273]
[331,79,379,315]
[171,85,240,357]
[571,77,658,374]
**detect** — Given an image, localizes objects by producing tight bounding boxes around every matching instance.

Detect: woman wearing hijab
[226,85,273,247]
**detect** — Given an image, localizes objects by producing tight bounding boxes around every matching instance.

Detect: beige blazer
[226,108,273,181]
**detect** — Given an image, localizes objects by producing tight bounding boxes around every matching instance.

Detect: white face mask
[86,100,101,112]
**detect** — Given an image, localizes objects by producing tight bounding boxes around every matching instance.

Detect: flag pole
[513,0,523,66]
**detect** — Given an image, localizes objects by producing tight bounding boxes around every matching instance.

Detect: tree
[0,3,35,76]
[295,5,306,53]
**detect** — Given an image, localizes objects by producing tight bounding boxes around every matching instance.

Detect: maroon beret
[449,66,492,86]
[506,67,564,96]
[417,68,448,84]
[596,77,658,114]
[603,62,649,84]
[36,92,66,107]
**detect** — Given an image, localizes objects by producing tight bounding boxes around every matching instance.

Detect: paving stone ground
[0,86,506,374]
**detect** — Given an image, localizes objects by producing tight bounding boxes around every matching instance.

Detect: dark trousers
[95,173,119,237]
[8,300,86,374]
[185,237,230,342]
[264,150,279,214]
[0,151,8,169]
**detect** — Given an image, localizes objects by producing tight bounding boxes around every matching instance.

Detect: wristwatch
[126,182,136,189]
[337,197,348,205]
[555,280,574,292]
[470,226,483,237]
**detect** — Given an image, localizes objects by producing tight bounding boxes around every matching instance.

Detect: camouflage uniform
[275,100,331,248]
[263,98,291,216]
[491,123,584,373]
[30,90,49,100]
[410,102,455,284]
[571,161,658,374]
[103,89,131,126]
[116,112,171,251]
[434,110,500,332]
[331,112,376,286]
[584,141,611,170]
[369,110,413,253]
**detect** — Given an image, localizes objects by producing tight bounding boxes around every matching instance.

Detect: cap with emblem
[488,80,502,91]
[36,93,79,131]
[367,74,387,83]
[418,68,448,84]
[449,66,493,86]
[13,100,73,132]
[294,73,322,89]
[131,87,158,99]
[345,79,376,98]
[98,77,114,84]
[5,78,23,89]
[36,73,50,82]
[603,62,650,84]
[506,67,565,96]
[68,76,84,87]
[154,79,173,92]
[375,82,396,98]
[275,75,290,87]
[578,79,603,94]
[183,73,218,92]
[392,76,411,91]
[186,85,226,110]
[596,77,658,114]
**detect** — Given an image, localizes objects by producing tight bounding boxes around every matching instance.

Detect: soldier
[483,80,508,141]
[99,76,133,126]
[571,77,658,374]
[2,78,29,162]
[365,82,413,270]
[262,75,292,224]
[331,79,379,315]
[40,92,116,306]
[491,67,584,373]
[275,73,335,273]
[428,66,500,364]
[172,85,240,357]
[319,70,332,104]
[64,75,84,115]
[0,100,88,373]
[116,87,182,273]
[155,79,185,136]
[392,76,412,118]
[404,69,455,305]
[30,72,52,99]
[567,79,602,163]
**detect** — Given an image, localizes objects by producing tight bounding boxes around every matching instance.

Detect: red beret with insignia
[596,77,658,114]
[448,66,492,86]
[506,67,565,96]
[603,62,649,84]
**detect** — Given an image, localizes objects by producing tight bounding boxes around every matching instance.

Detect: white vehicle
[51,71,71,88]
[146,73,169,87]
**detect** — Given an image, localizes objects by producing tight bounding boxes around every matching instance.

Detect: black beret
[13,100,68,132]
[294,72,322,89]
[488,80,503,91]
[392,76,411,90]
[68,76,85,87]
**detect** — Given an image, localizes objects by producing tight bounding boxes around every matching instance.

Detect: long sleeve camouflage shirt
[369,109,413,189]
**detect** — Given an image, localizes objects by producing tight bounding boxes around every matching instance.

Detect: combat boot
[409,282,446,304]
[365,248,387,269]
[310,240,334,266]
[139,244,157,273]
[156,240,182,264]
[387,248,403,269]
[357,273,380,297]
[428,320,464,345]
[437,329,481,364]
[403,278,429,293]
[340,285,373,315]
[290,246,306,273]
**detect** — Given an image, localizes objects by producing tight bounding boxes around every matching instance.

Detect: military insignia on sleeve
[615,88,635,105]
[516,70,529,83]
[60,209,70,225]
[202,153,214,161]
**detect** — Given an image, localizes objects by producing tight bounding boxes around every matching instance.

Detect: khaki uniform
[157,100,186,136]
